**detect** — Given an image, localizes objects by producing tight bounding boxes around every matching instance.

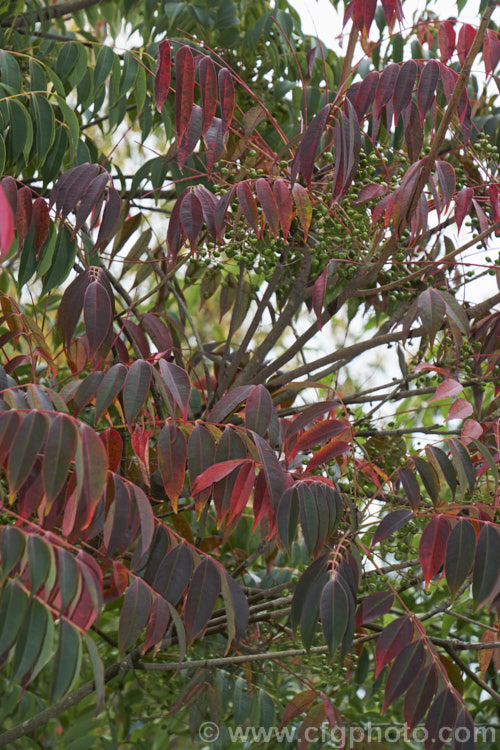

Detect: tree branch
[3,0,104,28]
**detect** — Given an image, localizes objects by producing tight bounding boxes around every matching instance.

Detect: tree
[0,0,499,746]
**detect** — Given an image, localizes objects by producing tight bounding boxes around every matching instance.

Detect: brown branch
[3,0,104,28]
[443,643,500,704]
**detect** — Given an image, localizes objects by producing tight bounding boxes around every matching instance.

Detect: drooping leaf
[255,178,279,238]
[445,519,476,600]
[95,363,127,421]
[297,104,330,188]
[424,690,458,750]
[403,663,437,729]
[184,558,220,644]
[245,384,273,436]
[153,543,193,605]
[198,56,217,136]
[375,615,413,678]
[83,280,113,359]
[158,423,187,512]
[51,618,82,700]
[118,577,152,654]
[236,182,260,237]
[123,359,152,427]
[292,184,312,239]
[393,60,417,123]
[382,639,425,713]
[159,359,191,421]
[417,288,446,347]
[219,570,249,649]
[291,555,329,652]
[355,591,394,628]
[472,523,500,610]
[154,40,171,112]
[273,179,293,241]
[7,410,48,495]
[175,45,195,142]
[417,60,439,125]
[419,515,451,590]
[397,466,420,510]
[320,573,352,658]
[43,415,78,503]
[218,68,235,134]
[179,191,203,250]
[372,509,414,547]
[0,181,14,260]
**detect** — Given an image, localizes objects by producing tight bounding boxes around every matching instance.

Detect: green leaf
[43,414,79,502]
[42,225,77,293]
[7,99,33,163]
[85,633,105,714]
[0,581,29,654]
[12,597,53,681]
[7,410,48,494]
[0,51,21,92]
[55,95,80,155]
[0,525,25,582]
[30,93,55,164]
[51,618,82,700]
[94,45,115,90]
[27,535,55,595]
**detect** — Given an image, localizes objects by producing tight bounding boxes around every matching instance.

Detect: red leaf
[273,180,293,241]
[280,689,316,727]
[184,558,220,643]
[0,181,15,259]
[191,458,253,495]
[192,185,217,242]
[131,426,150,488]
[454,186,473,234]
[457,23,476,67]
[430,377,463,401]
[255,178,279,238]
[435,160,455,212]
[305,440,350,473]
[96,185,121,247]
[404,101,423,163]
[484,28,500,76]
[352,70,378,120]
[99,428,123,472]
[203,116,225,173]
[218,68,234,134]
[372,509,414,547]
[198,56,217,136]
[74,173,109,234]
[375,615,413,678]
[1,176,17,214]
[123,359,152,427]
[166,188,186,263]
[236,182,260,237]
[448,398,473,420]
[245,384,273,436]
[417,60,439,126]
[83,280,113,359]
[417,288,446,347]
[393,60,417,123]
[403,663,437,729]
[397,467,420,509]
[292,184,312,239]
[438,20,456,64]
[295,419,350,453]
[73,424,108,533]
[355,591,394,628]
[207,385,253,423]
[118,577,152,653]
[158,423,187,513]
[312,261,330,330]
[424,690,458,750]
[374,63,399,120]
[179,191,203,250]
[177,104,203,168]
[382,640,425,713]
[175,46,195,141]
[419,515,452,589]
[154,40,171,112]
[143,596,170,655]
[253,431,290,511]
[297,104,330,188]
[226,462,255,525]
[32,198,50,259]
[159,359,191,422]
[15,186,32,248]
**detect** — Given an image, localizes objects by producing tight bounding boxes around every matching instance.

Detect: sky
[289,0,484,45]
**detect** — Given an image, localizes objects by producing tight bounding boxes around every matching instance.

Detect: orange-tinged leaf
[280,689,316,728]
[158,423,187,512]
[292,184,312,239]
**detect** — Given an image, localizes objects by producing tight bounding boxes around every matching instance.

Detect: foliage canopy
[0,0,499,747]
